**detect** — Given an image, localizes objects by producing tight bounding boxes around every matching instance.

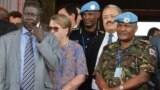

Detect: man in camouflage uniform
[95,12,157,90]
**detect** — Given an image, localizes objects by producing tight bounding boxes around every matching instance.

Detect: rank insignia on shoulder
[149,48,156,57]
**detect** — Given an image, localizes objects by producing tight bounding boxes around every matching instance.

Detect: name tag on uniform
[114,67,122,77]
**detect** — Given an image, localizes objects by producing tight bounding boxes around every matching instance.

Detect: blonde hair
[50,14,71,29]
[50,14,71,36]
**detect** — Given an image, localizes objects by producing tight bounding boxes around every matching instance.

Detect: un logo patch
[124,18,130,23]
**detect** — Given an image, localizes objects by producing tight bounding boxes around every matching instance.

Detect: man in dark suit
[69,1,104,90]
[151,35,160,90]
[0,1,61,90]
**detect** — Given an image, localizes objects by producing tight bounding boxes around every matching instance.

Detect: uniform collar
[109,38,138,49]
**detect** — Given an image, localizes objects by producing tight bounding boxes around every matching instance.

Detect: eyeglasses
[24,12,38,17]
[48,26,60,32]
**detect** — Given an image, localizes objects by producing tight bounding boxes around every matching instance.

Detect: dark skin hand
[27,25,44,42]
[96,72,150,90]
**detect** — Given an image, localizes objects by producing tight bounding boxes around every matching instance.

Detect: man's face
[58,8,70,18]
[81,11,100,28]
[9,16,22,25]
[58,8,76,28]
[117,23,137,42]
[22,6,40,30]
[153,30,160,36]
[102,7,119,33]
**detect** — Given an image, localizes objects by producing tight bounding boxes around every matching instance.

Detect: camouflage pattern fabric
[96,39,157,90]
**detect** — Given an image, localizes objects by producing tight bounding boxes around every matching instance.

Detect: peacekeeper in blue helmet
[95,12,157,90]
[69,1,105,90]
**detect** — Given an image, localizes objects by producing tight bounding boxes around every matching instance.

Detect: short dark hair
[147,27,160,40]
[23,0,43,15]
[9,11,22,18]
[57,3,78,21]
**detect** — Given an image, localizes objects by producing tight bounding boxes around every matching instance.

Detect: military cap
[114,12,138,23]
[80,1,100,13]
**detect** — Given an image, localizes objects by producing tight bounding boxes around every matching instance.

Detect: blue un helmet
[114,12,138,23]
[80,1,100,14]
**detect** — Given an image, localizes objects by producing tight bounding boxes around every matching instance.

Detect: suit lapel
[14,30,21,62]
[7,30,21,84]
[14,30,21,80]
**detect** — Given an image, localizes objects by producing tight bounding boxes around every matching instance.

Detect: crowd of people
[0,0,160,90]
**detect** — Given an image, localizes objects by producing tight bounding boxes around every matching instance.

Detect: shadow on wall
[40,0,55,24]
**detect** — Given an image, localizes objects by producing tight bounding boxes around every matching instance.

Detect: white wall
[136,22,160,36]
[0,0,25,13]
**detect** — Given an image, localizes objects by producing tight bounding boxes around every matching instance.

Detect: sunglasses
[48,26,60,32]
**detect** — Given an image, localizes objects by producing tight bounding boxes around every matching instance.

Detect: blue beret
[114,12,138,23]
[80,1,100,13]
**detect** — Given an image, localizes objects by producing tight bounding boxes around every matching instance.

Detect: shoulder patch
[149,48,156,57]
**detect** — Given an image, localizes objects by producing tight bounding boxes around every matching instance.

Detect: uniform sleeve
[140,46,157,73]
[75,45,88,75]
[95,49,107,76]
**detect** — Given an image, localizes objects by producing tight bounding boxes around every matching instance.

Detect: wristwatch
[119,85,124,90]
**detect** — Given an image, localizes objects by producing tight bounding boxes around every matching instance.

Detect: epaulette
[79,26,105,36]
[98,30,105,34]
[80,28,82,34]
[135,39,152,48]
[96,29,104,36]
[139,39,150,45]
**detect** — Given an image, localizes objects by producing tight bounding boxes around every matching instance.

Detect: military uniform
[96,39,157,90]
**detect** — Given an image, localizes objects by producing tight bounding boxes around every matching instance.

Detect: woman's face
[49,20,68,40]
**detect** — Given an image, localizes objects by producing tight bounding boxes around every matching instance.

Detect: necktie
[22,33,35,90]
[108,33,113,44]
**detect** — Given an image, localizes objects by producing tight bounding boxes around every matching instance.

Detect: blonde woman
[49,14,88,90]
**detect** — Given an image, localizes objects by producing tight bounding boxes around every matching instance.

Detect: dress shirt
[20,27,36,87]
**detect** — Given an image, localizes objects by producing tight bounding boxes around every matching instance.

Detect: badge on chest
[114,67,122,77]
